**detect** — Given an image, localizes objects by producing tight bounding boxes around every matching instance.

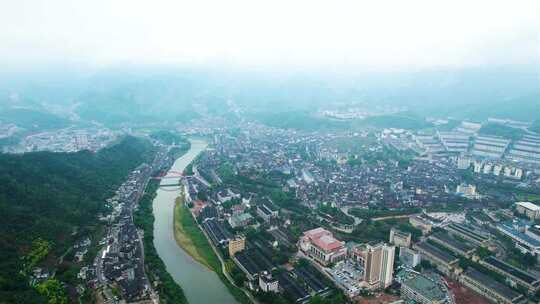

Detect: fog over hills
[1,1,537,125]
[0,65,538,126]
[2,1,540,303]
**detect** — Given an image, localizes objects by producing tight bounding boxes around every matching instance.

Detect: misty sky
[1,0,539,69]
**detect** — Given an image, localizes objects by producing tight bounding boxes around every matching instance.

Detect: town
[14,115,540,304]
[2,2,539,303]
[176,118,540,304]
[0,124,120,153]
[36,141,181,304]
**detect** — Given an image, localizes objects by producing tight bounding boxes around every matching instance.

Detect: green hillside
[361,113,432,130]
[0,136,155,303]
[251,111,350,131]
[479,123,525,140]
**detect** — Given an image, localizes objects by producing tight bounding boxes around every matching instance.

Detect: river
[152,139,238,304]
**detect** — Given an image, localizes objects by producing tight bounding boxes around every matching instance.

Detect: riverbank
[173,197,253,304]
[134,180,188,304]
[152,139,241,304]
[173,196,218,270]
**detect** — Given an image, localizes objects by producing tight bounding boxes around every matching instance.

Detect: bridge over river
[151,139,239,304]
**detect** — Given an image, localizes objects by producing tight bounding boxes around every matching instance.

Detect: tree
[36,279,68,304]
[309,293,349,304]
[197,190,208,201]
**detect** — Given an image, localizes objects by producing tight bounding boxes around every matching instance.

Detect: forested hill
[0,136,155,303]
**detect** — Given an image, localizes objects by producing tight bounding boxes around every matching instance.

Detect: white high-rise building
[482,163,492,174]
[457,155,471,170]
[380,244,395,288]
[493,164,502,176]
[473,161,483,173]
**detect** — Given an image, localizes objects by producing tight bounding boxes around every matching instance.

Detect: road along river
[152,139,238,304]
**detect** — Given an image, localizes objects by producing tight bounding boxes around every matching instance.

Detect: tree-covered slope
[479,123,525,140]
[249,111,350,131]
[150,130,190,146]
[360,113,432,130]
[0,136,155,303]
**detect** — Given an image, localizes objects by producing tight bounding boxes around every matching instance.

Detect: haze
[1,0,539,69]
[3,2,540,304]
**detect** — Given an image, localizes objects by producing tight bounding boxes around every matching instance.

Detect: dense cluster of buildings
[96,164,154,301]
[508,135,540,164]
[9,106,540,304]
[299,227,395,297]
[181,166,336,303]
[411,122,540,167]
[459,268,523,304]
[458,156,524,180]
[83,146,177,303]
[389,121,540,198]
[178,121,540,303]
[496,220,540,257]
[2,127,119,153]
[394,208,540,304]
[481,257,540,294]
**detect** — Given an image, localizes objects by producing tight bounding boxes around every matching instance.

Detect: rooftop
[463,268,522,301]
[430,232,475,253]
[497,224,540,247]
[314,235,344,252]
[402,273,447,302]
[446,223,488,243]
[277,272,310,302]
[230,212,253,222]
[258,204,276,216]
[304,227,331,239]
[483,257,540,285]
[516,201,540,211]
[416,241,458,264]
[304,227,344,252]
[392,228,411,239]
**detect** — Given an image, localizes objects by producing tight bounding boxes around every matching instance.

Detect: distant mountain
[74,68,215,124]
[0,108,70,130]
[0,136,155,303]
[339,67,539,121]
[214,66,539,122]
[1,65,537,125]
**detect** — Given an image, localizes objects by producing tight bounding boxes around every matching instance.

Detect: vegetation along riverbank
[173,195,253,304]
[134,180,188,304]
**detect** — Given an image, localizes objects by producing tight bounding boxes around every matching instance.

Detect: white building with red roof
[300,227,347,266]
